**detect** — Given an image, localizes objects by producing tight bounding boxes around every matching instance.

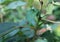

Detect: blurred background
[0,0,60,42]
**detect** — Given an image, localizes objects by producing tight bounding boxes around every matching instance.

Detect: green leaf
[53,2,60,6]
[46,4,56,14]
[26,0,34,7]
[52,24,60,37]
[0,22,18,36]
[35,38,48,42]
[17,19,27,27]
[26,9,37,26]
[6,35,21,42]
[21,27,35,38]
[54,0,60,2]
[0,0,5,4]
[7,1,27,9]
[4,29,19,39]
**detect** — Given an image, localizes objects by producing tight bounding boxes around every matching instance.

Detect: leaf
[33,0,41,9]
[41,0,49,9]
[46,4,55,14]
[26,9,37,26]
[17,19,27,27]
[6,35,21,42]
[51,23,60,30]
[21,27,35,38]
[0,22,18,36]
[35,38,48,42]
[53,2,60,6]
[27,0,34,7]
[7,1,27,9]
[52,24,60,37]
[4,9,25,22]
[0,0,5,4]
[4,29,19,39]
[48,0,52,3]
[54,0,60,2]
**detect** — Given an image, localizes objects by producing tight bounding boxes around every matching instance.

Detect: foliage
[0,0,60,42]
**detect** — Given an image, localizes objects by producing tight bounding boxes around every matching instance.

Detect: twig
[42,19,60,24]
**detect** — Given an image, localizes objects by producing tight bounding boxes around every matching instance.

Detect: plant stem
[0,14,3,23]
